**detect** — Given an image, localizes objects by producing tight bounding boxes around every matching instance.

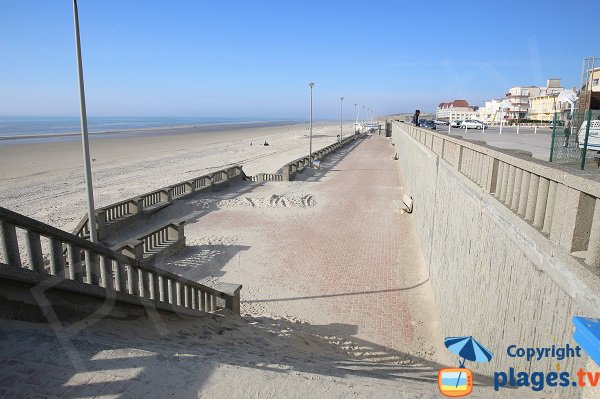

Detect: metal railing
[393,122,600,269]
[0,207,241,315]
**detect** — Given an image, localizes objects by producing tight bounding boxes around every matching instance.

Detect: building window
[593,78,599,86]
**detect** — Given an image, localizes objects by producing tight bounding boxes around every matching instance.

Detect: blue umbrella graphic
[444,336,493,387]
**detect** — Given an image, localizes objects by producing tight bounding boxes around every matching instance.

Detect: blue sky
[0,0,597,119]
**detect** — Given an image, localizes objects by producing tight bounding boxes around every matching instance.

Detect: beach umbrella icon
[444,336,493,389]
[444,336,493,367]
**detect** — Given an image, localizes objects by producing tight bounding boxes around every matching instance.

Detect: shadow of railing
[0,307,501,398]
[158,243,251,281]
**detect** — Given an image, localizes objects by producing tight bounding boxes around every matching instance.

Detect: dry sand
[0,121,349,232]
[0,129,551,398]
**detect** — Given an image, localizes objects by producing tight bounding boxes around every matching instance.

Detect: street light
[354,103,358,134]
[308,82,314,167]
[73,0,98,243]
[339,97,344,143]
[362,106,365,128]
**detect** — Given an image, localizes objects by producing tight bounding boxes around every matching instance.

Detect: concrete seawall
[391,122,600,392]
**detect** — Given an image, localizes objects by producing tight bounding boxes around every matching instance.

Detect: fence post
[549,112,557,162]
[580,110,592,170]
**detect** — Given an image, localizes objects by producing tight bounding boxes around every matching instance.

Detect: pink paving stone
[178,135,442,357]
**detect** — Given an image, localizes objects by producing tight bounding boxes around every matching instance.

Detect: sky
[0,0,598,119]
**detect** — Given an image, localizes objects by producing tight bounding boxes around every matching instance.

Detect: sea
[0,116,299,145]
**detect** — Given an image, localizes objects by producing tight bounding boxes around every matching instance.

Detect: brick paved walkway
[170,134,444,358]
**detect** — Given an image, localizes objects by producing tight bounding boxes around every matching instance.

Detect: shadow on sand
[0,300,498,398]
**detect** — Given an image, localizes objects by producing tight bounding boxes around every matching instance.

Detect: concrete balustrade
[141,190,170,209]
[168,182,193,200]
[395,122,600,268]
[192,176,211,190]
[277,134,360,181]
[0,207,242,315]
[72,165,243,242]
[252,173,284,182]
[212,171,226,184]
[117,221,185,265]
[392,122,600,378]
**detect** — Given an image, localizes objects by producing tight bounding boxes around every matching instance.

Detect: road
[432,124,552,160]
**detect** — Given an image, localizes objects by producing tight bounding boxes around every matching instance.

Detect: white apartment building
[436,100,478,121]
[477,99,503,123]
[505,86,542,120]
[505,79,563,120]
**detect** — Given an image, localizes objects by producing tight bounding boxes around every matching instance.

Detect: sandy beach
[0,121,352,232]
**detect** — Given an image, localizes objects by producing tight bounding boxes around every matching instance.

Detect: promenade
[170,134,442,355]
[0,135,544,398]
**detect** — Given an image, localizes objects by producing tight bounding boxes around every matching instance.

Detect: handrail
[72,165,244,241]
[392,122,600,268]
[0,206,241,313]
[395,122,600,196]
[277,133,361,181]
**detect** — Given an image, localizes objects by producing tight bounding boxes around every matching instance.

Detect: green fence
[549,109,600,170]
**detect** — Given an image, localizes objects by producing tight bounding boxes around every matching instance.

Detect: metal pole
[580,109,592,170]
[309,82,314,167]
[549,112,557,162]
[340,97,344,143]
[73,0,98,243]
[354,103,357,135]
[362,106,365,129]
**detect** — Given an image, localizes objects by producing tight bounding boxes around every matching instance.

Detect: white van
[578,119,600,150]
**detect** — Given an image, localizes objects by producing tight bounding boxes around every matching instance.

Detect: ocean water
[0,116,297,145]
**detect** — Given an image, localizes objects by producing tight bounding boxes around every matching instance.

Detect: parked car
[434,120,449,126]
[461,120,486,130]
[419,120,437,130]
[450,120,464,128]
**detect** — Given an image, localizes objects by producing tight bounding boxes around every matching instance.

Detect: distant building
[436,100,478,121]
[527,79,568,121]
[578,66,600,111]
[477,99,503,123]
[505,86,541,120]
[505,79,564,120]
[529,95,570,122]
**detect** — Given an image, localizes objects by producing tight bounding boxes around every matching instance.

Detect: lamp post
[73,0,98,243]
[354,103,357,134]
[308,82,314,167]
[339,97,344,143]
[362,106,365,128]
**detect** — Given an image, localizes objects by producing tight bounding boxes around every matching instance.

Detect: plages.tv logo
[438,336,493,397]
